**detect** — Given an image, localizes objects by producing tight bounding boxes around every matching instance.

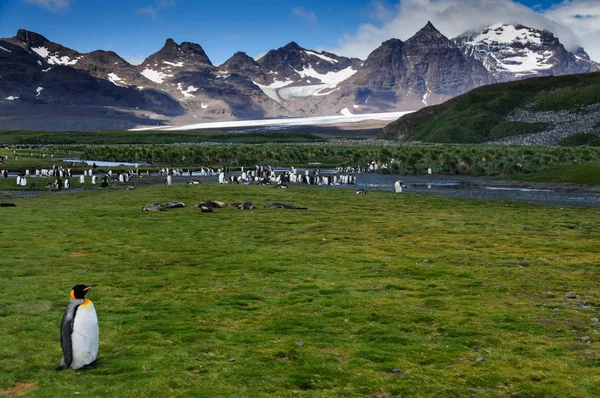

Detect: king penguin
[57,284,99,370]
[394,180,406,193]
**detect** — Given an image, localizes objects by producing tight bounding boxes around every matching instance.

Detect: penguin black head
[70,284,97,300]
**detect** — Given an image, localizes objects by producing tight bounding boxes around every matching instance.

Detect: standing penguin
[394,180,406,193]
[57,284,99,370]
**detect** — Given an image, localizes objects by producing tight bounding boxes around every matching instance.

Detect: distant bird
[125,186,136,190]
[356,189,367,195]
[57,284,99,370]
[394,181,406,193]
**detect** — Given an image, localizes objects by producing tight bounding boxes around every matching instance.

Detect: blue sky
[1,0,598,64]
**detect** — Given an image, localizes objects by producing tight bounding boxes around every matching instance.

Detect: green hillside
[381,72,600,143]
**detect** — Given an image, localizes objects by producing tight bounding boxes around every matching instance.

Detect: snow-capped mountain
[453,23,600,82]
[0,32,184,125]
[247,42,362,104]
[331,22,494,113]
[1,23,599,130]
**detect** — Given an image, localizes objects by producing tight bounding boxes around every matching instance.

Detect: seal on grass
[264,202,307,210]
[164,201,185,209]
[232,202,255,210]
[142,203,166,212]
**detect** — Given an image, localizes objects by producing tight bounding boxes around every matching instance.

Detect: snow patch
[201,103,208,109]
[279,84,329,100]
[37,60,42,66]
[294,65,357,85]
[163,60,184,67]
[422,88,432,106]
[468,24,542,46]
[108,73,127,87]
[177,83,199,98]
[137,111,416,131]
[32,46,80,65]
[141,68,174,84]
[36,86,44,97]
[353,105,359,109]
[501,50,553,74]
[253,78,295,103]
[42,67,52,72]
[0,46,11,53]
[340,108,353,116]
[305,50,338,64]
[5,96,19,100]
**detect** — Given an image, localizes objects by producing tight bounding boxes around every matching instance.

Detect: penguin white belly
[71,300,99,369]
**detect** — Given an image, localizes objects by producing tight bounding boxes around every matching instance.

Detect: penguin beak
[83,284,98,291]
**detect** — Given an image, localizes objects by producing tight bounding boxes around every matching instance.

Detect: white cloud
[292,7,318,25]
[327,0,600,62]
[23,0,71,11]
[545,0,600,57]
[137,0,175,20]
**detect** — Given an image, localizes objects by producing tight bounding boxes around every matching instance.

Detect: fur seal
[0,203,16,207]
[275,183,288,189]
[126,186,136,190]
[142,203,166,212]
[264,202,307,210]
[196,200,226,209]
[164,201,185,209]
[198,205,213,213]
[232,202,255,210]
[356,189,367,195]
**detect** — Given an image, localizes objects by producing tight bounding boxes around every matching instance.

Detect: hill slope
[381,71,600,144]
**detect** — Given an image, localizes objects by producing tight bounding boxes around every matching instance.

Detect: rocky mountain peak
[573,47,591,61]
[283,41,302,50]
[406,21,452,48]
[16,29,50,47]
[219,51,265,83]
[137,38,214,80]
[453,23,599,81]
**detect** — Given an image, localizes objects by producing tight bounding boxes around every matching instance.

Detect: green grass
[1,183,599,396]
[0,130,325,145]
[382,72,600,143]
[560,133,600,147]
[507,163,600,185]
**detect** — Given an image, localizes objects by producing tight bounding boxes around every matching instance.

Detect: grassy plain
[0,131,325,145]
[507,164,600,186]
[0,183,599,397]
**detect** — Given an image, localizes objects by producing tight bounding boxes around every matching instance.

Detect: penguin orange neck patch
[81,298,92,307]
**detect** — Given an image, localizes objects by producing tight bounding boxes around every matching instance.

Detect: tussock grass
[0,184,599,396]
[507,164,600,185]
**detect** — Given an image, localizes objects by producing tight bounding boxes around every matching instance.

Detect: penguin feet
[55,358,68,371]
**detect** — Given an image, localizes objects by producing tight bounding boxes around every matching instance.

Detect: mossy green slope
[382,72,600,143]
[0,184,599,397]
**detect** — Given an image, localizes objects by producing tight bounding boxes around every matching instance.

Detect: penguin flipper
[60,304,79,368]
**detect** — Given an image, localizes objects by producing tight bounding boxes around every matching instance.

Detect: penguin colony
[57,284,99,370]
